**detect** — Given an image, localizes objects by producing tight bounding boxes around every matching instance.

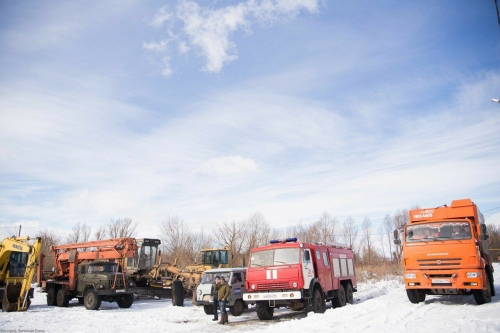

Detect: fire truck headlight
[466,272,481,278]
[292,282,298,288]
[404,273,416,279]
[251,284,256,290]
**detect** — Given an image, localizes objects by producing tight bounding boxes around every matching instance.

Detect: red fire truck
[243,238,357,320]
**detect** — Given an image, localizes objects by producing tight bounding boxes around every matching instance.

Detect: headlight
[251,284,256,290]
[198,289,202,295]
[467,272,481,278]
[405,273,416,279]
[292,282,298,288]
[98,284,104,289]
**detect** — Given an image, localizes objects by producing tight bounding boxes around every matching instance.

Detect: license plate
[432,279,450,284]
[115,289,126,293]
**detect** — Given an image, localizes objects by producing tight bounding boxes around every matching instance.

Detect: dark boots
[218,313,228,325]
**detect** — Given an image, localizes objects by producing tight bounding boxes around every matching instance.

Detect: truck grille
[417,258,461,267]
[256,282,289,290]
[108,279,125,288]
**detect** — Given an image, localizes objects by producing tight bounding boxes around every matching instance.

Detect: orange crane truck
[394,198,495,305]
[39,238,137,310]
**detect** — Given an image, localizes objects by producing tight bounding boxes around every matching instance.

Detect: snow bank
[1,264,499,333]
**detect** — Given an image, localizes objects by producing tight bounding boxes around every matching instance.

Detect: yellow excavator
[0,236,43,312]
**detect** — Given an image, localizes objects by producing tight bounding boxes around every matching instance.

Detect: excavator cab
[125,238,161,274]
[201,248,230,269]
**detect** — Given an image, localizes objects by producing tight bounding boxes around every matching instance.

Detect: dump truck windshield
[406,222,472,242]
[250,248,300,267]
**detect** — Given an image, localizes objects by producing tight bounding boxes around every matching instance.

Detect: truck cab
[195,267,248,316]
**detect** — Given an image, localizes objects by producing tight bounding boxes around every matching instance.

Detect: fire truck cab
[243,238,357,320]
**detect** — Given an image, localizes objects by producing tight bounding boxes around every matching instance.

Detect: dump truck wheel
[256,301,274,320]
[56,289,70,307]
[487,267,495,297]
[116,294,134,308]
[229,299,244,316]
[46,287,57,306]
[473,274,492,305]
[172,281,184,307]
[84,289,102,310]
[406,289,426,304]
[345,283,354,304]
[332,285,346,308]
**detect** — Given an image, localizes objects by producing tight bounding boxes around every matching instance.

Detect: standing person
[211,276,221,321]
[218,276,230,325]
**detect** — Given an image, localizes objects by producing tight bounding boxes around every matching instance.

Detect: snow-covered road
[2,263,499,333]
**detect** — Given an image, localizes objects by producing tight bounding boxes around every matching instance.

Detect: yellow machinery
[0,236,43,312]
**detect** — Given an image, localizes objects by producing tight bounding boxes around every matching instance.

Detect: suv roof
[204,267,246,274]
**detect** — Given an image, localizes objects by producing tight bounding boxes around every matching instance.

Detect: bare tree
[243,212,270,254]
[341,216,358,253]
[383,214,393,261]
[107,218,138,238]
[66,222,91,243]
[378,224,386,260]
[315,212,338,243]
[36,229,61,272]
[94,226,106,241]
[216,221,245,266]
[159,216,197,267]
[361,217,374,264]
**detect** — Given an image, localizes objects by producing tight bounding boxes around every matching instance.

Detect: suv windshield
[406,221,472,242]
[250,248,300,267]
[201,272,231,284]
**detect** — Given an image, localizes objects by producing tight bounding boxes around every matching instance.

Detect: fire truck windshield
[250,248,300,267]
[406,221,472,242]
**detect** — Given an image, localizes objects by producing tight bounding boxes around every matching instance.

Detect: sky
[1,0,500,240]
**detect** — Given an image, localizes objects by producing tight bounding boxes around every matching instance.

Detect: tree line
[35,210,500,272]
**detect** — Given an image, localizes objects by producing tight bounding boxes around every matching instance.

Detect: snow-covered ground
[2,264,499,333]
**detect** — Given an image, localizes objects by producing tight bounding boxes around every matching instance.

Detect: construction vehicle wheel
[229,299,244,316]
[84,289,102,310]
[116,294,134,308]
[172,280,184,307]
[56,288,70,307]
[203,304,213,315]
[345,283,354,304]
[487,267,496,297]
[473,274,492,305]
[311,288,326,313]
[406,289,426,304]
[332,285,346,308]
[256,301,274,320]
[46,287,57,306]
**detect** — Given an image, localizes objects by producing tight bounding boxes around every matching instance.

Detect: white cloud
[486,212,500,227]
[145,0,320,74]
[200,156,258,175]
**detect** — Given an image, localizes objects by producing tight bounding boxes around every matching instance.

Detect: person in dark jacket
[211,276,221,321]
[217,276,230,325]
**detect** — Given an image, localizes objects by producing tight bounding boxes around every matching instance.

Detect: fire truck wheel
[84,289,102,310]
[345,283,354,304]
[172,280,185,307]
[203,305,214,315]
[229,299,244,316]
[116,293,134,308]
[46,287,57,306]
[332,285,346,308]
[256,301,274,320]
[56,288,70,307]
[311,288,326,313]
[473,274,492,305]
[406,289,426,304]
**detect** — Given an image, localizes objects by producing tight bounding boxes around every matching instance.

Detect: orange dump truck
[394,198,495,305]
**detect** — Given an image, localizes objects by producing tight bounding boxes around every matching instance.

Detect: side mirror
[393,229,401,245]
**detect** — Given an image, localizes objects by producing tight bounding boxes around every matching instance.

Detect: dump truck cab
[396,198,495,305]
